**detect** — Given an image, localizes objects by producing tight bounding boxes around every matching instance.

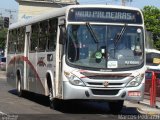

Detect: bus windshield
[66,24,144,70]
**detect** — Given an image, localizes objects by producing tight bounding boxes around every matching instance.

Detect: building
[15,0,78,21]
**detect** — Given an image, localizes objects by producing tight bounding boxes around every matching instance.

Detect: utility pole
[122,0,125,6]
[121,0,133,6]
[5,9,16,24]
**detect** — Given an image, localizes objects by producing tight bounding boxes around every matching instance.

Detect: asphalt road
[0,72,142,120]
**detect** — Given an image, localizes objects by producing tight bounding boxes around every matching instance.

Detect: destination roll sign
[68,8,142,24]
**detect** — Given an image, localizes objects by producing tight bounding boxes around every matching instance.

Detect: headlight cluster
[127,74,144,87]
[64,71,85,86]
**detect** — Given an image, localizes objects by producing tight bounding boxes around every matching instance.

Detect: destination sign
[68,8,142,24]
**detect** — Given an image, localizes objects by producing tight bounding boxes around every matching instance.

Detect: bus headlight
[127,74,144,87]
[64,71,85,86]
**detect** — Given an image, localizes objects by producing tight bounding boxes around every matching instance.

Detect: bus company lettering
[75,11,133,20]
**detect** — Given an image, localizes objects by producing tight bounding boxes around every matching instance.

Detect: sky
[0,0,159,21]
[79,0,160,8]
[0,0,18,22]
[1,0,159,10]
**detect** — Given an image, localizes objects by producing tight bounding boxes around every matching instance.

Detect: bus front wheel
[108,100,124,114]
[49,84,60,110]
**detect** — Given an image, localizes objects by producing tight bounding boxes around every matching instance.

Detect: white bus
[6,5,146,113]
[146,49,160,70]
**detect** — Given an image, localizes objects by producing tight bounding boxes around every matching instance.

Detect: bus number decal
[125,61,140,65]
[37,57,46,67]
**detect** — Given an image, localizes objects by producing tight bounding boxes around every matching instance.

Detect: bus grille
[91,89,120,95]
[81,73,132,80]
[86,75,125,80]
[87,82,123,86]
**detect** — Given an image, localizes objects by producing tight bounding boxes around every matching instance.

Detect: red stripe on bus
[8,56,45,93]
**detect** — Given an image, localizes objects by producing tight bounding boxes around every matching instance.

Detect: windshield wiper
[86,22,99,43]
[114,24,127,48]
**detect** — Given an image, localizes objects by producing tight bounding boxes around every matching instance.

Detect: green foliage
[142,6,160,50]
[0,28,7,50]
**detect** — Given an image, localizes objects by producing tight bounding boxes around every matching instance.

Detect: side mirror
[59,25,66,45]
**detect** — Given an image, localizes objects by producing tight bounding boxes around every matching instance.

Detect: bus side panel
[24,52,56,95]
[15,54,25,89]
[36,52,47,95]
[35,51,56,95]
[7,54,16,88]
[27,53,37,93]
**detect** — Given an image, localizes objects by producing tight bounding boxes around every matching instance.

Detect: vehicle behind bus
[145,49,160,102]
[146,49,160,70]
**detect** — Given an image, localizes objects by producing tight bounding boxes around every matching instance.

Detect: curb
[137,107,160,115]
[138,101,160,109]
[137,108,146,114]
[128,101,160,115]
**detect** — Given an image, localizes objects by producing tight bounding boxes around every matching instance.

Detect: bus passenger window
[17,27,25,53]
[8,30,17,54]
[8,31,11,53]
[38,21,48,52]
[47,18,58,51]
[30,24,39,52]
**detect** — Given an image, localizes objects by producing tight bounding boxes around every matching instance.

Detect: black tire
[17,79,23,97]
[108,100,124,114]
[49,84,61,110]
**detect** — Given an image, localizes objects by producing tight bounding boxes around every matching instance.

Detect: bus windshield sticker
[95,51,102,59]
[107,61,118,68]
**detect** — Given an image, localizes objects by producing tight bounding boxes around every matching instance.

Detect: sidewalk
[126,99,160,115]
[139,99,160,109]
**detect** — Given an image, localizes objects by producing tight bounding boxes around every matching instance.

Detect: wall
[17,0,77,21]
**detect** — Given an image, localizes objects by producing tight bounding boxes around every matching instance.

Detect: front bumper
[63,81,145,101]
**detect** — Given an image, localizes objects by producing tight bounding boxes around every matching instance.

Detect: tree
[0,28,7,52]
[142,6,160,50]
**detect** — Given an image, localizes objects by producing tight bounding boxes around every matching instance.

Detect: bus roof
[66,4,142,11]
[9,4,142,30]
